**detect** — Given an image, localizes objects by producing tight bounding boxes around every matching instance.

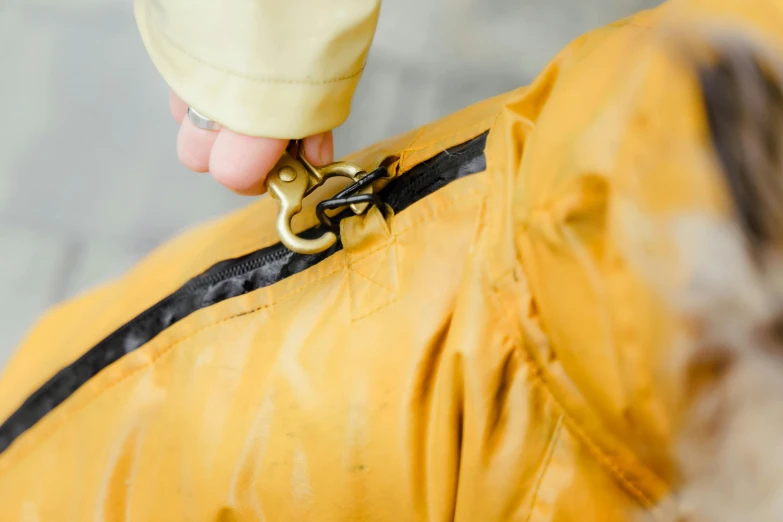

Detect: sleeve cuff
[135,0,363,139]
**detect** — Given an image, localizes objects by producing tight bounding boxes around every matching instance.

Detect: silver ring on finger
[187,106,219,131]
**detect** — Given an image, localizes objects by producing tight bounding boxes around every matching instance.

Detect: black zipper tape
[0,131,488,455]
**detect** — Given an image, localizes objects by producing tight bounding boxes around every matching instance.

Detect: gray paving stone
[0,4,247,242]
[372,0,443,69]
[373,0,664,77]
[385,65,444,138]
[0,8,61,215]
[334,56,407,158]
[436,68,529,117]
[23,0,125,9]
[60,239,148,302]
[0,223,69,369]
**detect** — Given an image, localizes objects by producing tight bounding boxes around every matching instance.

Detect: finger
[302,131,335,167]
[177,117,219,173]
[169,90,188,124]
[209,130,288,195]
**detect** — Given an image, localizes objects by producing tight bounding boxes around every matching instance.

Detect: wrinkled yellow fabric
[133,0,382,138]
[2,0,783,520]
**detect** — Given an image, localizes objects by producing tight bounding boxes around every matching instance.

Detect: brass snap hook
[265,141,371,255]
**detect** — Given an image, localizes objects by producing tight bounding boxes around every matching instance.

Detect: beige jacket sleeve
[134,0,381,139]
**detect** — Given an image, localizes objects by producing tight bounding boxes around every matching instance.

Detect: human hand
[169,90,335,195]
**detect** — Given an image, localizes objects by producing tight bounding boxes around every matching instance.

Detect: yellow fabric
[2,0,783,520]
[133,0,382,138]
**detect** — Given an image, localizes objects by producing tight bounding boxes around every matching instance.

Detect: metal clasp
[265,141,373,254]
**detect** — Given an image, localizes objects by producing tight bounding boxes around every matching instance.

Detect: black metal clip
[316,166,390,231]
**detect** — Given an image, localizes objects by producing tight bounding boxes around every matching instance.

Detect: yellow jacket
[1,0,782,520]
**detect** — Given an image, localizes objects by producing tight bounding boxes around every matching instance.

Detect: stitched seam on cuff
[148,12,366,85]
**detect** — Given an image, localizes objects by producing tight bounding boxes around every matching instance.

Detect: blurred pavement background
[0,0,662,366]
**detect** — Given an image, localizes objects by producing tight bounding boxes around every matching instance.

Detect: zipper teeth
[103,157,463,353]
[194,246,289,289]
[187,151,470,292]
[96,246,290,351]
[0,132,489,457]
[188,170,393,291]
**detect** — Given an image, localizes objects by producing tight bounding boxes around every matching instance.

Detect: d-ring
[187,107,219,131]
